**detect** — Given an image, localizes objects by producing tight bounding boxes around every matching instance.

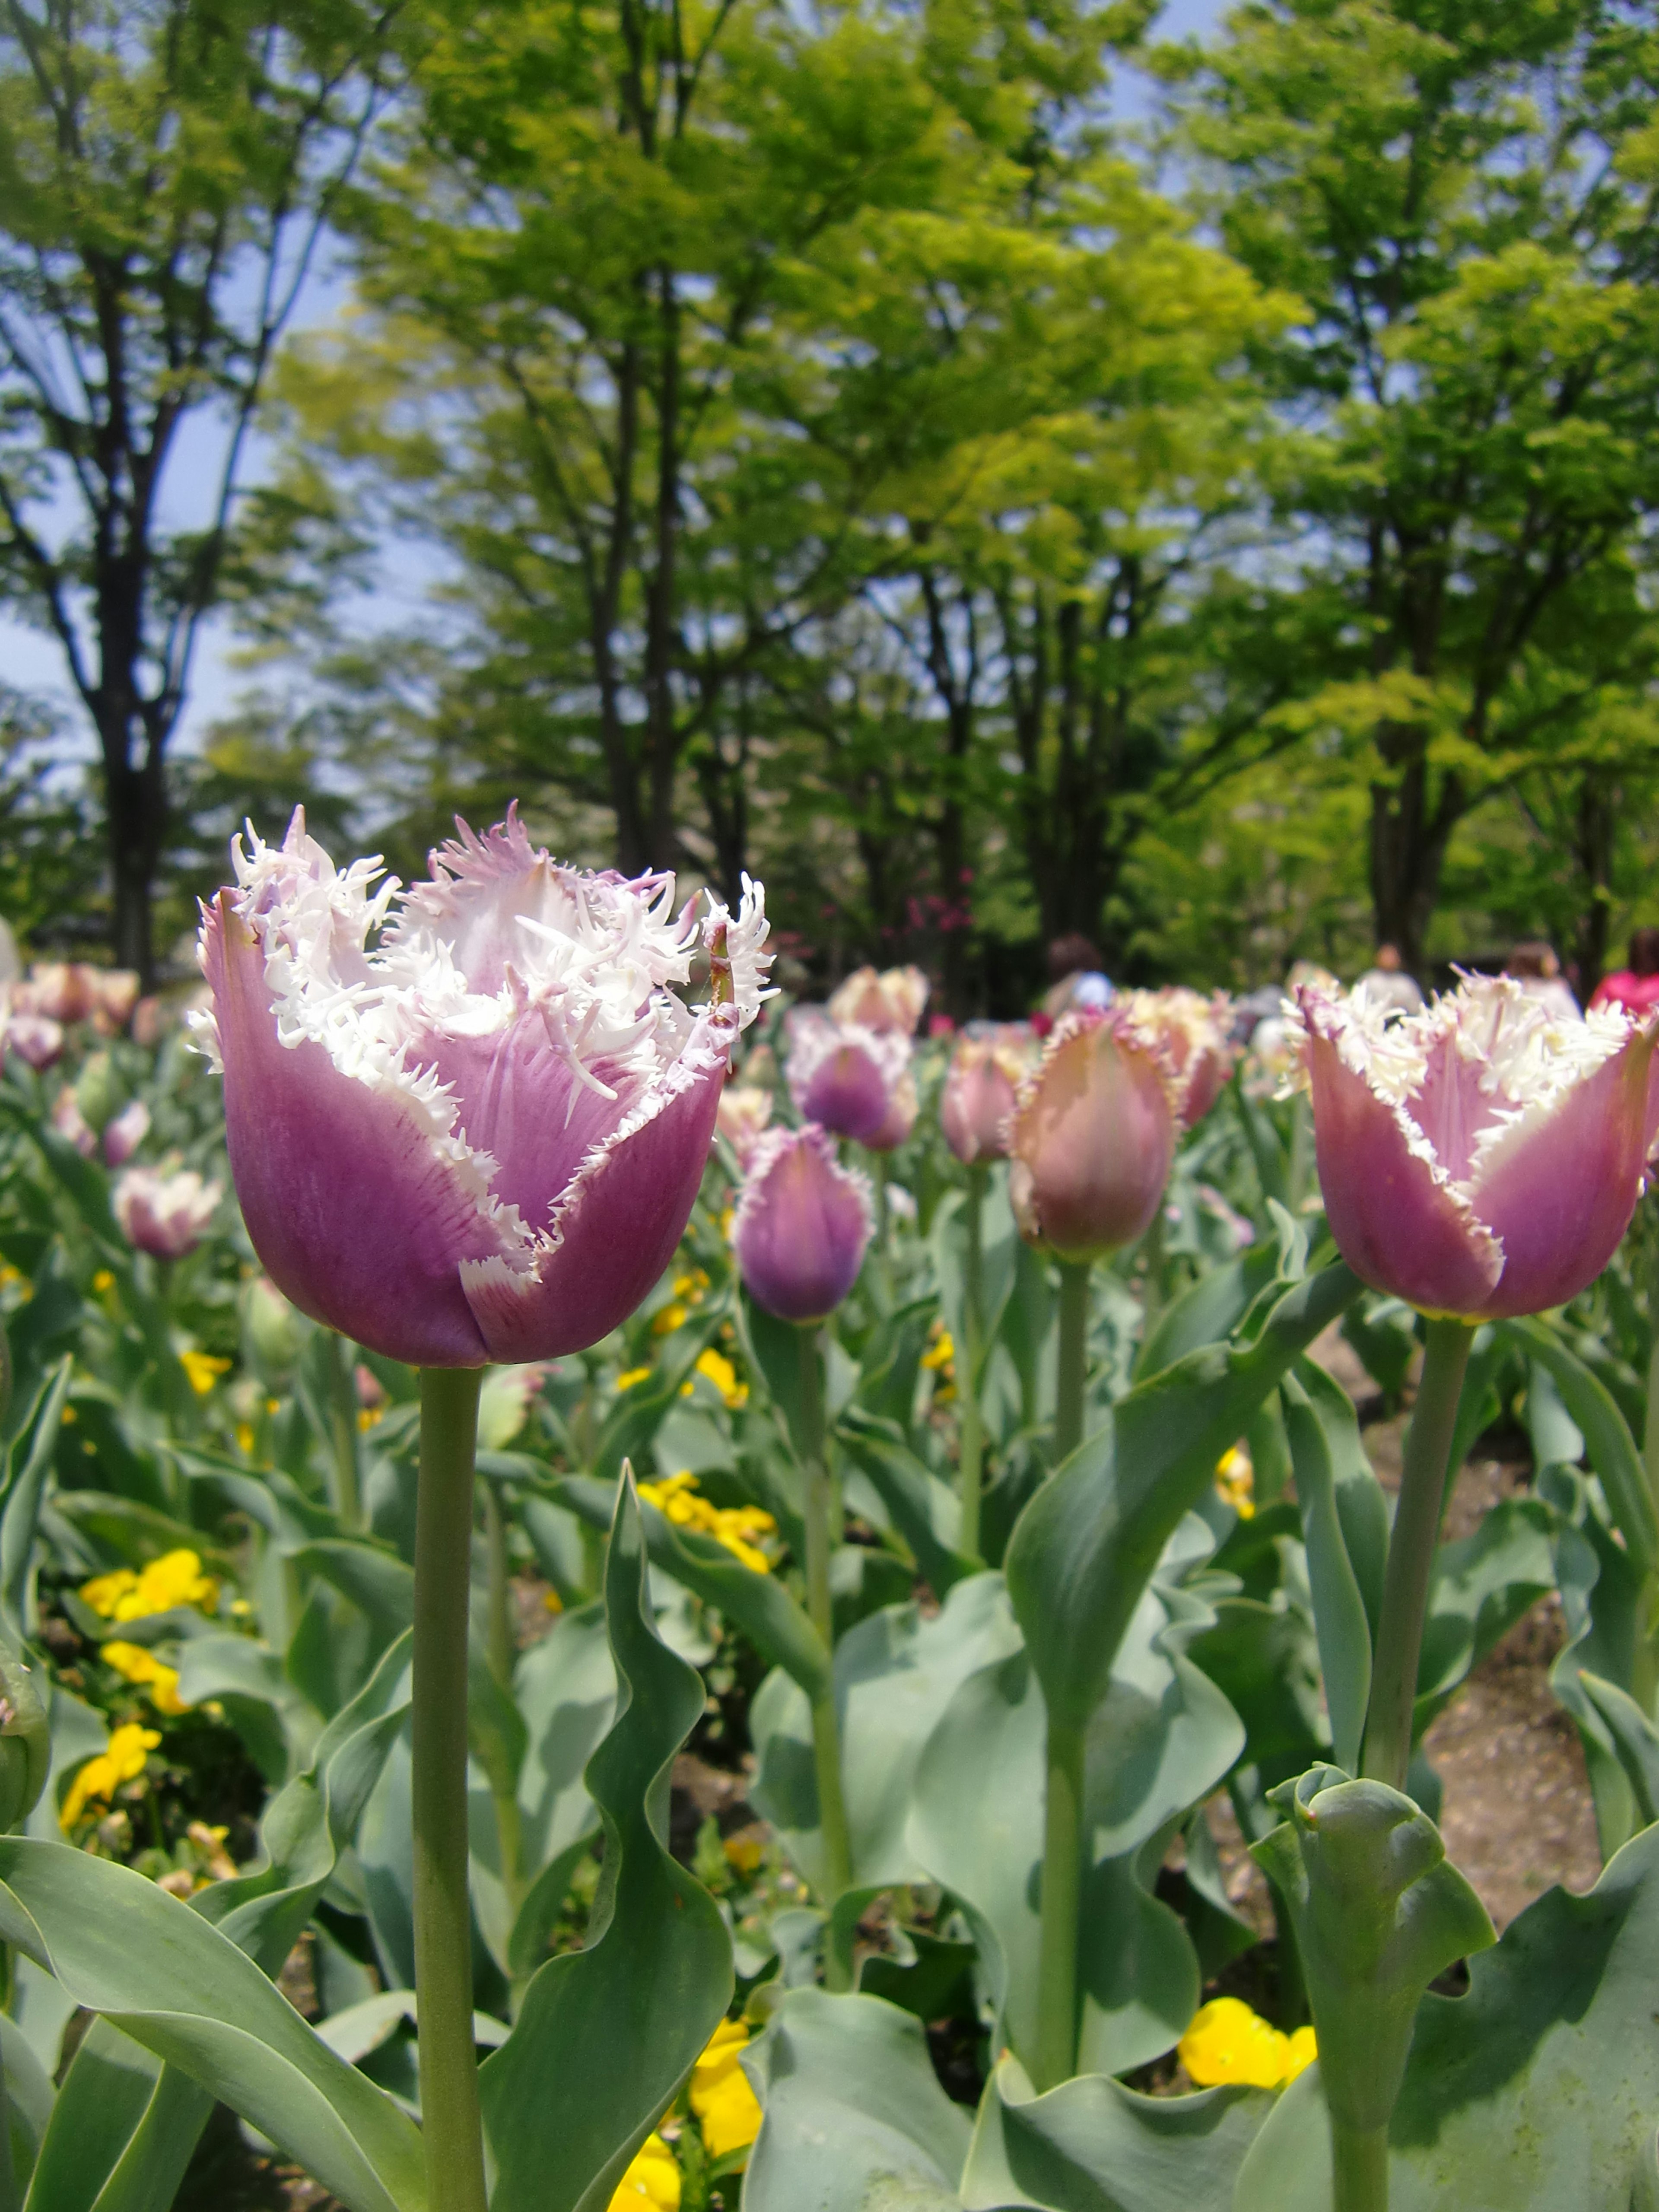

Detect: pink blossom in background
[50,1086,95,1158]
[196,807,772,1367]
[827,964,930,1037]
[1290,975,1659,1321]
[103,1100,151,1166]
[940,1025,1036,1165]
[6,1013,64,1071]
[715,1084,774,1170]
[1007,1009,1179,1261]
[1120,987,1237,1128]
[114,1166,222,1259]
[785,1009,910,1147]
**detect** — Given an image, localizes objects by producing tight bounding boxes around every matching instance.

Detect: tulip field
[0,814,1652,2212]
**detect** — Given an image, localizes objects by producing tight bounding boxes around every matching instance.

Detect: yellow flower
[637,1475,775,1573]
[1178,1998,1314,2090]
[60,1722,161,1831]
[101,1640,190,1716]
[616,1366,654,1392]
[693,1347,748,1410]
[179,1350,232,1396]
[235,1422,256,1455]
[0,1263,31,1303]
[357,1405,384,1431]
[82,1548,219,1623]
[690,2019,763,2161]
[653,1303,689,1336]
[674,1269,711,1302]
[91,1270,114,1293]
[1215,1445,1255,1520]
[921,1329,956,1371]
[607,2133,680,2210]
[723,1835,764,1875]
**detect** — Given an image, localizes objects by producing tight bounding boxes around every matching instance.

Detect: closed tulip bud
[785,1011,910,1146]
[1120,988,1236,1128]
[242,1274,305,1374]
[940,1026,1033,1164]
[114,1166,222,1259]
[715,1083,773,1171]
[6,1013,63,1071]
[74,1049,122,1135]
[732,1125,874,1321]
[1007,1010,1179,1262]
[103,1099,150,1167]
[196,806,772,1367]
[827,963,929,1037]
[1290,975,1659,1320]
[20,962,97,1026]
[89,970,140,1035]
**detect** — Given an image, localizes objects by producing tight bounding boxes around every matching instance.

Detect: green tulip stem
[958,1163,988,1560]
[326,1332,363,1533]
[1033,1717,1086,2091]
[413,1366,489,2212]
[1055,1259,1091,1464]
[1644,1239,1659,1526]
[1332,2122,1389,2212]
[482,1476,525,1920]
[1141,1203,1165,1333]
[1361,1316,1476,1792]
[798,1322,855,1977]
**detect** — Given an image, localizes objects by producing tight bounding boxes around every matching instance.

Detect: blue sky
[0,0,1228,762]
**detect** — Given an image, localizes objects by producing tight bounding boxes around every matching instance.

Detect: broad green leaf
[1539,1463,1646,1856]
[742,1988,972,2212]
[591,1309,725,1481]
[477,1473,731,2212]
[1502,1318,1656,1575]
[1283,1367,1373,1771]
[1237,1824,1659,2209]
[1414,1499,1555,1735]
[551,1472,830,1699]
[962,2054,1274,2211]
[501,1599,616,1982]
[0,1360,70,1643]
[836,1415,979,1595]
[1576,1672,1659,1829]
[23,2020,209,2212]
[0,1839,426,2212]
[1007,1262,1361,1732]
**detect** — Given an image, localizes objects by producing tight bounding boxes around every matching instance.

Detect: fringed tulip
[785,1010,910,1146]
[865,1066,918,1153]
[103,1100,151,1166]
[19,962,98,1025]
[5,1012,62,1071]
[114,1166,222,1259]
[941,1025,1033,1164]
[1122,987,1236,1128]
[1290,974,1659,1321]
[1007,1008,1178,1262]
[715,1083,773,1170]
[196,806,772,1367]
[732,1125,874,1322]
[828,963,929,1036]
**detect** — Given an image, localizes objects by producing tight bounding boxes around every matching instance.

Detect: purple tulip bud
[114,1166,222,1259]
[196,806,772,1367]
[785,1012,910,1145]
[1120,988,1237,1129]
[103,1099,151,1167]
[1007,1010,1178,1261]
[732,1125,874,1321]
[1290,976,1659,1320]
[940,1027,1033,1164]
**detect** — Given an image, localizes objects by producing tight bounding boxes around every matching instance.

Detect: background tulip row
[0,929,1655,2210]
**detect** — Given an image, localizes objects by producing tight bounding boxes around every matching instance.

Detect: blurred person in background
[1589,925,1659,1017]
[1353,942,1424,1019]
[1505,941,1581,1021]
[1038,933,1113,1030]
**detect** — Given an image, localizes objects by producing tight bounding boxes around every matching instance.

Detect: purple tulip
[1291,975,1659,1320]
[196,806,772,1367]
[733,1125,874,1321]
[786,1010,910,1145]
[5,1013,63,1071]
[940,1027,1033,1165]
[114,1166,222,1259]
[1007,1010,1178,1261]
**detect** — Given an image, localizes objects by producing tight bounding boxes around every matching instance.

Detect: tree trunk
[1368,725,1460,977]
[645,266,681,874]
[1572,772,1617,1001]
[98,693,165,987]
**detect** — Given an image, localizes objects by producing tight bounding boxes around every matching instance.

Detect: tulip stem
[413,1366,489,2212]
[959,1165,987,1560]
[1033,1717,1085,2091]
[482,1478,525,1922]
[1361,1317,1475,1792]
[1332,2122,1389,2212]
[1054,1260,1091,1465]
[326,1333,363,1533]
[798,1324,855,1972]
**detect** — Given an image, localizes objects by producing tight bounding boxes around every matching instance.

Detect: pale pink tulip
[103,1100,151,1166]
[6,1013,64,1071]
[19,963,98,1026]
[715,1084,773,1170]
[1120,988,1236,1128]
[828,964,929,1037]
[1007,1009,1179,1261]
[940,1026,1034,1164]
[196,807,771,1367]
[114,1166,222,1259]
[1290,975,1659,1320]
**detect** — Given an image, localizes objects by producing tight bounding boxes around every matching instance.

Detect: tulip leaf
[477,1472,731,2212]
[1007,1261,1362,1732]
[1,1358,70,1643]
[1236,1823,1659,2210]
[22,2019,210,2212]
[1283,1365,1377,1772]
[1414,1498,1555,1737]
[931,1175,1017,1386]
[500,1599,616,1982]
[1540,1463,1649,1856]
[1500,1317,1656,1575]
[591,1308,725,1481]
[550,1471,830,1699]
[1576,1671,1659,1830]
[836,1414,979,1595]
[741,1988,973,2212]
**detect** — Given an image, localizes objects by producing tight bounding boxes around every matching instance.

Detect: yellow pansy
[690,2019,763,2161]
[179,1350,232,1396]
[616,1366,654,1392]
[1215,1445,1255,1520]
[693,1347,747,1410]
[637,1474,775,1573]
[101,1640,190,1716]
[60,1722,161,1831]
[606,2132,680,2210]
[82,1548,219,1623]
[1178,1997,1315,2090]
